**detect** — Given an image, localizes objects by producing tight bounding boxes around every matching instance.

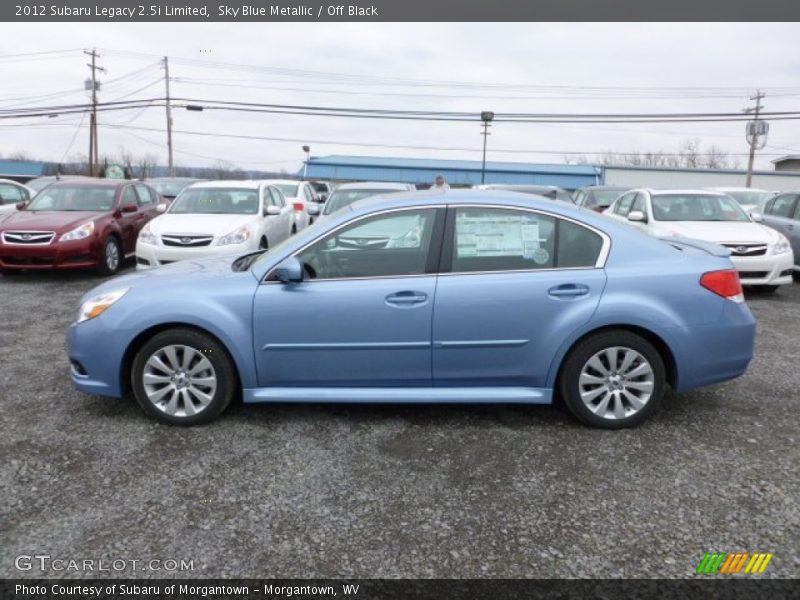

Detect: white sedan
[257,179,319,231]
[604,188,794,291]
[0,178,36,216]
[135,180,294,270]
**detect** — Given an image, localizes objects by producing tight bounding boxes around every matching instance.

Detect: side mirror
[121,204,138,213]
[156,203,168,213]
[272,256,304,283]
[15,201,28,210]
[265,205,281,216]
[750,211,764,223]
[628,210,647,223]
[307,203,320,216]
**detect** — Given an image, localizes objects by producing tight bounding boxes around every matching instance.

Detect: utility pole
[480,111,494,184]
[163,56,174,176]
[302,145,310,178]
[744,90,768,188]
[84,48,104,177]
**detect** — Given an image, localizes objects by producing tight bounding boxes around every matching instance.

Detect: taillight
[700,269,744,303]
[293,202,304,212]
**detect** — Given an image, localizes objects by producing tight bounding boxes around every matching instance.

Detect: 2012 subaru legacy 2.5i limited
[67,190,756,429]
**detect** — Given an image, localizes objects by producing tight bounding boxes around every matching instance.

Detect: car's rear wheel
[131,328,237,425]
[758,285,779,294]
[259,237,268,250]
[97,236,122,276]
[560,330,665,429]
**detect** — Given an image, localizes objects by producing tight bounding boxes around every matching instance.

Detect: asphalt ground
[1,266,798,579]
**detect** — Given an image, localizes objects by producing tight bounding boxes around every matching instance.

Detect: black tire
[96,236,122,276]
[759,285,779,294]
[0,268,21,276]
[131,328,237,425]
[259,237,268,250]
[559,330,665,429]
[291,224,297,235]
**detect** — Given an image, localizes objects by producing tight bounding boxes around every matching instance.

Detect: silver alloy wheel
[578,346,654,420]
[105,240,120,271]
[142,344,217,417]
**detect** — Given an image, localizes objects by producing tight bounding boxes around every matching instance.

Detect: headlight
[769,234,791,255]
[76,288,129,324]
[386,226,422,249]
[59,221,95,242]
[217,226,251,246]
[138,223,157,245]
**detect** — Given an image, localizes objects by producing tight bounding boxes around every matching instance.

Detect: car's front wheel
[97,236,122,276]
[131,328,237,425]
[560,330,665,429]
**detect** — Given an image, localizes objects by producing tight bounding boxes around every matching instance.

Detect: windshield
[323,189,398,215]
[586,190,625,208]
[149,180,195,197]
[26,178,57,193]
[169,188,259,215]
[26,185,116,212]
[272,183,299,198]
[722,190,772,206]
[651,194,750,222]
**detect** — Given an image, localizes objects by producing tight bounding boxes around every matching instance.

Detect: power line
[102,123,796,157]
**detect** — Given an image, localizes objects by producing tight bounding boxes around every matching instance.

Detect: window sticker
[456,213,543,258]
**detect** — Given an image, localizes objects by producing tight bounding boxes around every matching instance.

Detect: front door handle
[548,283,590,298]
[386,291,428,306]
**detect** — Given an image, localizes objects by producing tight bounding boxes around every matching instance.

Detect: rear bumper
[731,252,794,286]
[0,238,100,270]
[673,301,756,392]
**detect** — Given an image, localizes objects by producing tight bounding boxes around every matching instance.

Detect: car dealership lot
[1,269,798,578]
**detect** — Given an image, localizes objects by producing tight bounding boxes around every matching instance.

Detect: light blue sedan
[67,190,756,428]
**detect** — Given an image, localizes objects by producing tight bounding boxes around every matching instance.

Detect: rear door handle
[548,283,590,298]
[386,291,428,306]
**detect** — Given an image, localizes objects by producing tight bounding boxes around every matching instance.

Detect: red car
[0,180,164,275]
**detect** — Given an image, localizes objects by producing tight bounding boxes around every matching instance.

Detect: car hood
[83,254,255,301]
[654,221,779,244]
[149,213,256,236]
[0,210,101,233]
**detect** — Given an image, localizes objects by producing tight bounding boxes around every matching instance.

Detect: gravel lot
[1,266,798,579]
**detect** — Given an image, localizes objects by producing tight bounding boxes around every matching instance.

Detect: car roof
[706,186,769,192]
[47,179,129,188]
[254,179,302,185]
[581,185,629,190]
[648,189,729,196]
[186,180,263,190]
[335,181,412,190]
[347,188,590,216]
[146,177,203,182]
[478,184,561,190]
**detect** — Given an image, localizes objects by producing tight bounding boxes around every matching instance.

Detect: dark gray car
[758,192,800,274]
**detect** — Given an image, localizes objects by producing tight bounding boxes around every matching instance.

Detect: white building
[601,165,800,191]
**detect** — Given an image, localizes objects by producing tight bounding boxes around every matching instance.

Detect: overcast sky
[2,22,800,175]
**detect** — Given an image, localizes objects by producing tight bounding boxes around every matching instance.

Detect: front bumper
[67,316,129,398]
[135,240,254,270]
[730,252,794,286]
[0,238,100,270]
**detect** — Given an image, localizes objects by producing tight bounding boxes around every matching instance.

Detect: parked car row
[1,176,798,286]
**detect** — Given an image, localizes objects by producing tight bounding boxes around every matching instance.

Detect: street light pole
[480,111,494,184]
[302,145,310,179]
